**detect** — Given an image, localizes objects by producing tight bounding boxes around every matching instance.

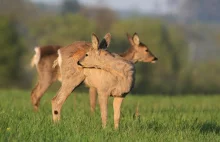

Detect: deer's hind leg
[31,78,53,111]
[51,83,73,122]
[51,72,85,122]
[31,65,58,111]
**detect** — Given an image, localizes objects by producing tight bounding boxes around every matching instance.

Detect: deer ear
[99,33,111,50]
[91,33,99,50]
[127,33,135,46]
[132,33,140,45]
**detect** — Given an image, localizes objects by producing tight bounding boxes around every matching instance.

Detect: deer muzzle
[151,57,158,63]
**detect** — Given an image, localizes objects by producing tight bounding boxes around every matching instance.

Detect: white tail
[30,47,41,67]
[53,49,62,69]
[57,49,62,67]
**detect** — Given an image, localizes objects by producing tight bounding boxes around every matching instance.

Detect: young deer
[30,33,157,114]
[30,45,62,111]
[77,33,137,129]
[89,33,158,113]
[78,33,157,129]
[51,33,111,122]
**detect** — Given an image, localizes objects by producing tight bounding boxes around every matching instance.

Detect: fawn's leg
[113,97,124,129]
[31,80,53,111]
[31,61,58,111]
[89,87,97,113]
[98,93,108,128]
[51,48,85,122]
[51,69,85,122]
[51,82,76,122]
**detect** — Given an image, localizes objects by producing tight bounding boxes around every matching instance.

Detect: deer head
[77,33,113,68]
[127,33,158,63]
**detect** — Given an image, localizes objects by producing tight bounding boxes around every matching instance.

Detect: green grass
[1,90,220,142]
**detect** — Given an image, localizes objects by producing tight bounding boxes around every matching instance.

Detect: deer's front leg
[89,87,97,113]
[113,97,124,129]
[98,93,108,128]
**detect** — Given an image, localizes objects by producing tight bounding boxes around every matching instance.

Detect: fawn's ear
[99,33,111,50]
[127,33,135,46]
[91,33,99,50]
[132,33,140,45]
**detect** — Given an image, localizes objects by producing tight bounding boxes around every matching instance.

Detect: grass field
[1,90,220,141]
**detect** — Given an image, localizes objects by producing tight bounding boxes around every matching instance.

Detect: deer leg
[51,82,75,122]
[89,87,97,113]
[113,97,124,129]
[31,81,52,111]
[98,93,108,128]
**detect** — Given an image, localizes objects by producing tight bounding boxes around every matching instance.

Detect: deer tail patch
[30,47,41,67]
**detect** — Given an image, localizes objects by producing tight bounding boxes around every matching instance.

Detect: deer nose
[153,57,158,61]
[77,61,82,66]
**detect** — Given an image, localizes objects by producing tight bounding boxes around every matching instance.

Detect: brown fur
[31,45,62,111]
[38,45,61,57]
[30,33,157,116]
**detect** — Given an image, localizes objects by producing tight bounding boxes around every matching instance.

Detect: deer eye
[85,54,88,56]
[145,49,148,52]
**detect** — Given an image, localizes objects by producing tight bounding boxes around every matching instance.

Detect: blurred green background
[0,0,220,94]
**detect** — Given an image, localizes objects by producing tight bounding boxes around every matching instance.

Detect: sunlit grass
[1,90,220,141]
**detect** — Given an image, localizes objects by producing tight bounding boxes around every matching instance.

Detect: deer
[30,33,157,113]
[76,33,157,129]
[88,33,158,113]
[76,35,134,129]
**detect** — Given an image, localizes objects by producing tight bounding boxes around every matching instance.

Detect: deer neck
[119,47,137,63]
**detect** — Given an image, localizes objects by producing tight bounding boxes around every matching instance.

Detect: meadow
[1,90,220,142]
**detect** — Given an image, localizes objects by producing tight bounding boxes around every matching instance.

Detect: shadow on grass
[198,121,220,134]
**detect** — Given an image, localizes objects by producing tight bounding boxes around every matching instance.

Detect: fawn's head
[78,33,113,68]
[127,33,158,63]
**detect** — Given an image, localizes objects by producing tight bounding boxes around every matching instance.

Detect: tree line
[0,0,220,94]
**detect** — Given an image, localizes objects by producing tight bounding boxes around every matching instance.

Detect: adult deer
[30,33,157,113]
